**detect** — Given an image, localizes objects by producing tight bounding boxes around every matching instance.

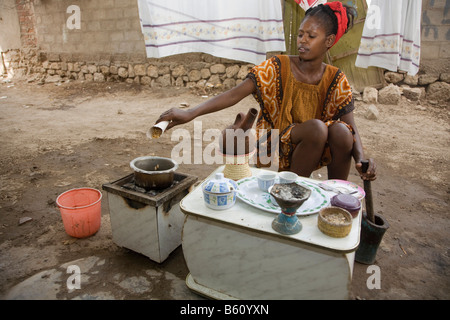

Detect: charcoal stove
[102,172,198,263]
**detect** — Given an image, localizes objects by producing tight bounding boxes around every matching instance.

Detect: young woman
[155,2,377,181]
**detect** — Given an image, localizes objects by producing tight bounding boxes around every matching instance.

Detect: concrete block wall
[33,0,146,61]
[421,0,450,60]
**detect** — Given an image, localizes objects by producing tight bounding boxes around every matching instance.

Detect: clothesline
[137,0,422,76]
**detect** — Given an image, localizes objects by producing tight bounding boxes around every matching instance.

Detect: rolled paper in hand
[147,121,170,139]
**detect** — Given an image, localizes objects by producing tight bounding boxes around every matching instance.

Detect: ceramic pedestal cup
[269,183,311,235]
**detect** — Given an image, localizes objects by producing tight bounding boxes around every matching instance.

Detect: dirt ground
[0,77,448,300]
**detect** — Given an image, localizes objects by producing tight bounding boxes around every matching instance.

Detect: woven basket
[220,149,255,181]
[318,206,352,238]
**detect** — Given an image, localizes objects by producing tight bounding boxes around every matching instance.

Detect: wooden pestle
[361,160,375,224]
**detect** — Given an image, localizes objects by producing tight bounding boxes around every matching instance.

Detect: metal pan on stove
[130,156,178,190]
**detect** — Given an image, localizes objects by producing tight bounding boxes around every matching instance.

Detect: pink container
[330,194,361,219]
[56,188,102,238]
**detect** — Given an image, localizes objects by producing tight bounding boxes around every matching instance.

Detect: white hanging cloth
[137,0,286,65]
[355,0,422,76]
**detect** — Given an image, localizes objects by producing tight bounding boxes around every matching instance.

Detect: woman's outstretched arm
[155,78,256,131]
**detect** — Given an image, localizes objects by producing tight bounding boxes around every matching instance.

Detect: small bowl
[278,171,298,184]
[318,206,352,238]
[257,172,277,192]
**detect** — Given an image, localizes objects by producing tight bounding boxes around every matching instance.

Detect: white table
[180,166,361,300]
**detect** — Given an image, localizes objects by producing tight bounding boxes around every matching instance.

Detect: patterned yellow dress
[247,55,355,171]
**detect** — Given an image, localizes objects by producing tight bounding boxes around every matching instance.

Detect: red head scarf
[325,2,348,46]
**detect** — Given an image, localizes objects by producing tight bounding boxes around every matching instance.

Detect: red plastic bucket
[56,188,102,238]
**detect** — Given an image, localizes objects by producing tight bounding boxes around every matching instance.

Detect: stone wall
[359,70,450,115]
[1,48,254,91]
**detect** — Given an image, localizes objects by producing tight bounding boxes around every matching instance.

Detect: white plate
[322,179,365,200]
[236,176,330,216]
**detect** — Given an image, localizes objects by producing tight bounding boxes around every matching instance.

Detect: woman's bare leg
[289,119,328,177]
[327,122,354,180]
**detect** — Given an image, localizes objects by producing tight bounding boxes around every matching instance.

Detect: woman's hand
[355,158,377,181]
[155,107,194,131]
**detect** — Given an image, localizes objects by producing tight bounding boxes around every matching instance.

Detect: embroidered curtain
[137,0,286,65]
[355,0,422,75]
